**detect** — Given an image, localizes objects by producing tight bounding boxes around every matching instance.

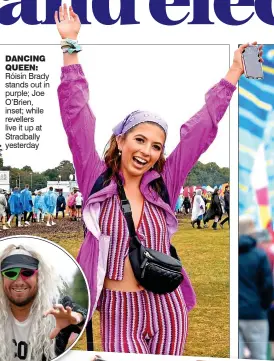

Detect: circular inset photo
[0,235,90,361]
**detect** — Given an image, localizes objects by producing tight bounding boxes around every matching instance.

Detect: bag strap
[86,319,94,351]
[116,180,137,239]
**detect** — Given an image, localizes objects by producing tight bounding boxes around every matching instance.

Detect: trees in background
[0,157,75,190]
[0,157,229,191]
[184,161,229,186]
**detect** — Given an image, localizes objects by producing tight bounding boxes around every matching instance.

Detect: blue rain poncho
[34,195,46,213]
[9,190,23,215]
[20,188,33,212]
[44,190,57,213]
[175,195,183,212]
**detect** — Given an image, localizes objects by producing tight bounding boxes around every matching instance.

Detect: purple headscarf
[112,110,168,136]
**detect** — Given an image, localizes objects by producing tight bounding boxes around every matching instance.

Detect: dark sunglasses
[2,267,38,281]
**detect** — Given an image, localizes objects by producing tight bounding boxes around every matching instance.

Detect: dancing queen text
[0,0,273,26]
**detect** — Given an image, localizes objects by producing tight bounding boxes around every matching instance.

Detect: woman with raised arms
[55,4,262,355]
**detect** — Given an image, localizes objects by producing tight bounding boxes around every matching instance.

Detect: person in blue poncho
[44,187,57,227]
[31,192,36,222]
[20,184,33,226]
[34,191,46,223]
[175,195,183,215]
[7,187,23,228]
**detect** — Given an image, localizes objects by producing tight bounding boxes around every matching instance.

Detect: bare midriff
[104,257,145,291]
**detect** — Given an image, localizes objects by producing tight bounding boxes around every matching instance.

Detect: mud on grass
[0,217,84,258]
[0,216,229,356]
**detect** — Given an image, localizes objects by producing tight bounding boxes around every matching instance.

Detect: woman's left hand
[44,304,84,339]
[232,41,263,74]
[225,42,263,85]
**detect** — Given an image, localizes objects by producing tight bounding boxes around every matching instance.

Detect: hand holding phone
[224,42,263,85]
[242,45,263,79]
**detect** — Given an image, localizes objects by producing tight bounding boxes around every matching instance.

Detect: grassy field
[0,215,229,357]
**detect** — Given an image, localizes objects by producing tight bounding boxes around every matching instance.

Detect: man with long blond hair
[0,244,87,361]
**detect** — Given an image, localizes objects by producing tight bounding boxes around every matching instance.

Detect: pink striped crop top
[99,194,170,280]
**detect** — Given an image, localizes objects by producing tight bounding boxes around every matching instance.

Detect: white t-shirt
[0,194,7,215]
[75,195,82,206]
[10,312,32,360]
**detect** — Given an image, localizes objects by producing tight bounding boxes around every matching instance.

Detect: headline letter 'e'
[214,0,254,25]
[149,0,190,26]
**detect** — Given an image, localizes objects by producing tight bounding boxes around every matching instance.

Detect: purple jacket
[58,64,236,317]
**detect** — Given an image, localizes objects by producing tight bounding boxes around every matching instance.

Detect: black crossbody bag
[118,182,184,294]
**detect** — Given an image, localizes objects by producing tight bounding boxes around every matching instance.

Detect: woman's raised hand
[225,42,263,85]
[54,4,81,40]
[231,41,263,75]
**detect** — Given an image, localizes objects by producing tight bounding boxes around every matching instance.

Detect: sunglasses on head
[2,267,38,281]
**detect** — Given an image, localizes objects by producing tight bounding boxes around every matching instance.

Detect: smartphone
[241,45,263,79]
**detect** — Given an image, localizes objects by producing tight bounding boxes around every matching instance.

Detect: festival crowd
[175,185,230,230]
[0,184,83,229]
[0,184,229,231]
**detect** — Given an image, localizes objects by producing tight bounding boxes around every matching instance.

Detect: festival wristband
[60,38,82,54]
[62,47,70,54]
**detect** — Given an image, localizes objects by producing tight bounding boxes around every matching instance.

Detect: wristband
[60,38,82,54]
[62,47,70,54]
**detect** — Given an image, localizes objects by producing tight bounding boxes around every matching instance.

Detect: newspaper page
[0,2,271,361]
